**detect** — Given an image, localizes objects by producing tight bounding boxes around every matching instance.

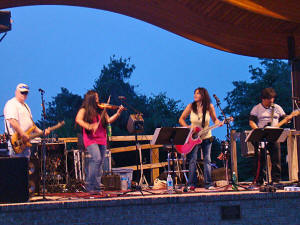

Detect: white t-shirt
[3,97,34,135]
[250,103,285,128]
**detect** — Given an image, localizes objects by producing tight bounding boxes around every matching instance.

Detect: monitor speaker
[127,114,144,133]
[0,11,11,33]
[0,157,29,203]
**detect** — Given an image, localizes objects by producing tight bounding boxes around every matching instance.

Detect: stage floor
[1,182,296,206]
[1,183,300,225]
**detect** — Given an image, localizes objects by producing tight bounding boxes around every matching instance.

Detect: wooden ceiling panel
[1,0,300,59]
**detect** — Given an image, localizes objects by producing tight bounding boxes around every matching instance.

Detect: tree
[93,55,183,135]
[37,87,83,137]
[223,59,292,181]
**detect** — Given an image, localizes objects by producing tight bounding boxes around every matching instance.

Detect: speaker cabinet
[0,157,29,203]
[127,114,144,133]
[211,167,231,181]
[28,157,40,195]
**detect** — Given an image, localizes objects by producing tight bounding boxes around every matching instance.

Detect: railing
[58,135,167,183]
[61,129,300,183]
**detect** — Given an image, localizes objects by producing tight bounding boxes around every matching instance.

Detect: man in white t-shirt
[4,83,50,158]
[249,87,287,185]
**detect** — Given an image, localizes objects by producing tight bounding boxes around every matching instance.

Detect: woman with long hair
[75,90,125,192]
[179,87,222,190]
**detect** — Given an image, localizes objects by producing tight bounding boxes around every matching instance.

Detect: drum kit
[0,133,85,193]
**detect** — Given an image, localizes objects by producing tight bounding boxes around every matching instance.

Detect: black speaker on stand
[0,157,29,203]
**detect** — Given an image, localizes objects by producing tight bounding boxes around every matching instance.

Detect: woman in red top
[76,90,125,192]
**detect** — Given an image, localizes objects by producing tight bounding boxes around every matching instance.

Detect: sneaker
[187,186,195,191]
[207,186,216,190]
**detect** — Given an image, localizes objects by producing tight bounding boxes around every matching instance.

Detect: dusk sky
[0,5,260,139]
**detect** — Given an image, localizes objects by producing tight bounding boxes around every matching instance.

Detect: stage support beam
[288,36,300,181]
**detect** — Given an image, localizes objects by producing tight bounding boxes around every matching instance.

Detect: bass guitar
[176,117,233,154]
[11,121,65,154]
[275,109,300,128]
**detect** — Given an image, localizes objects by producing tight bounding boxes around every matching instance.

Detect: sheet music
[150,127,191,145]
[245,127,286,143]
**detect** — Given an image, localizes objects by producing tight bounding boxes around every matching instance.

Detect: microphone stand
[39,89,50,201]
[213,96,248,191]
[117,98,153,196]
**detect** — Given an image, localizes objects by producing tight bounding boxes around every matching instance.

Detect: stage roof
[1,0,300,59]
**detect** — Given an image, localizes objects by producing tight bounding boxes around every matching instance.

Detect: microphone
[213,94,220,104]
[38,88,45,93]
[118,96,126,100]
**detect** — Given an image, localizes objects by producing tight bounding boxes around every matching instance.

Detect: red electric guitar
[175,117,233,154]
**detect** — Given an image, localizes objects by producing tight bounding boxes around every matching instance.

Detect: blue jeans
[187,139,212,188]
[85,144,106,191]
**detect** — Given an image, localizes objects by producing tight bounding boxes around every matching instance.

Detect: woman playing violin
[179,87,223,190]
[75,90,125,192]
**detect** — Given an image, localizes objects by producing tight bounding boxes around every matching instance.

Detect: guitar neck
[199,122,220,135]
[28,121,65,140]
[276,110,300,128]
[29,132,43,140]
[276,118,289,128]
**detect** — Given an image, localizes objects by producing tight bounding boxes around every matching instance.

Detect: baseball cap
[16,83,29,92]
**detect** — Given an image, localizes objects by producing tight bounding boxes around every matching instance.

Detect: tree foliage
[37,87,83,137]
[42,56,183,138]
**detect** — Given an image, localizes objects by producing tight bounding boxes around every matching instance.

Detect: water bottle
[121,177,128,191]
[107,123,112,137]
[167,174,173,193]
[232,171,238,191]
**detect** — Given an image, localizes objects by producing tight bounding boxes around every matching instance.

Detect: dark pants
[253,142,281,183]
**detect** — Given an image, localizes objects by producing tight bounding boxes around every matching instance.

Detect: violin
[97,103,126,110]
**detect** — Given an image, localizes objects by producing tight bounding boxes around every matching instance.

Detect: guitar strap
[270,104,275,126]
[23,103,37,128]
[4,118,12,140]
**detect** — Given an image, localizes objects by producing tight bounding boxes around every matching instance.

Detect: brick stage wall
[1,192,300,225]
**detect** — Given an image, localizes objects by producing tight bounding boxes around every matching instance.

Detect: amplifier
[0,157,29,203]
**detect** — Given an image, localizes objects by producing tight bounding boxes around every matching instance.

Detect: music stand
[246,127,286,192]
[151,127,190,192]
